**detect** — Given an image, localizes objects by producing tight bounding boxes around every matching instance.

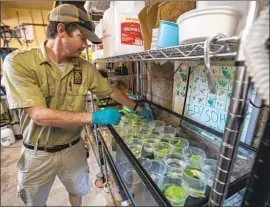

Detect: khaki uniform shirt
[3,41,112,146]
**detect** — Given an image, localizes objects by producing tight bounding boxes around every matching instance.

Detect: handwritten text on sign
[186,104,227,132]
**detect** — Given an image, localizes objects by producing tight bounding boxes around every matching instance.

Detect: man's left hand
[137,108,153,121]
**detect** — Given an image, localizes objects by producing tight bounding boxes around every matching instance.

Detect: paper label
[121,17,143,46]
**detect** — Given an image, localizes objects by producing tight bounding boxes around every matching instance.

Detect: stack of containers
[102,1,145,57]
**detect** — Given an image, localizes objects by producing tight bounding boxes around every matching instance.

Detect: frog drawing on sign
[221,66,231,79]
[208,98,215,107]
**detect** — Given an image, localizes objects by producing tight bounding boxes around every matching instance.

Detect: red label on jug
[121,17,143,46]
[96,44,103,50]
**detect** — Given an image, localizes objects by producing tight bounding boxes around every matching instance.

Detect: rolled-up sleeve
[3,53,47,109]
[87,63,113,98]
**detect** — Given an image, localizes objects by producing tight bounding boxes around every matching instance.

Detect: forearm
[25,106,92,127]
[110,88,141,111]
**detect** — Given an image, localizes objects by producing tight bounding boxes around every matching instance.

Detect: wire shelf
[95,36,239,63]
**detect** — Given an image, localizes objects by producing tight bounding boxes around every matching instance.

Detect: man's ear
[56,23,66,38]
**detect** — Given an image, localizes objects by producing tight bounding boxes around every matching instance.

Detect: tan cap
[48,4,101,44]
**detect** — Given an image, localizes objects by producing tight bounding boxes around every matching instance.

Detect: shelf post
[209,1,259,206]
[88,91,105,183]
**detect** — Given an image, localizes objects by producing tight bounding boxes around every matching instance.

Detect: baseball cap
[48,4,101,44]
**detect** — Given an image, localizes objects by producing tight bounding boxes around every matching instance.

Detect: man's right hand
[92,108,121,125]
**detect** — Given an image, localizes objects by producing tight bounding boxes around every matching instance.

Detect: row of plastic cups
[140,158,189,205]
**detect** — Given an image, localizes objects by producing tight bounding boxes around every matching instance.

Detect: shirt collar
[38,40,50,65]
[38,40,80,68]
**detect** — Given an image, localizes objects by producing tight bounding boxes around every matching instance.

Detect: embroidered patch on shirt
[74,70,82,84]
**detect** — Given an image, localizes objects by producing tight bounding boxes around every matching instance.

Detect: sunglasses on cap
[61,21,95,33]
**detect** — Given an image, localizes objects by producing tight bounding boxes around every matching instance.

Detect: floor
[1,140,115,206]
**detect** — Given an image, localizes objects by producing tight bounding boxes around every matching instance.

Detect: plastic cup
[169,137,189,154]
[201,159,217,187]
[126,138,144,159]
[164,153,187,177]
[124,170,142,196]
[160,176,189,206]
[138,157,152,171]
[143,134,160,153]
[149,120,165,135]
[153,142,173,161]
[182,146,206,168]
[160,135,175,143]
[143,160,167,188]
[159,126,176,138]
[182,164,209,198]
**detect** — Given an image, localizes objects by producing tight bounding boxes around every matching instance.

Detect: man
[3,4,151,206]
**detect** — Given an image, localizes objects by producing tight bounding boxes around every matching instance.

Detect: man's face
[61,28,88,58]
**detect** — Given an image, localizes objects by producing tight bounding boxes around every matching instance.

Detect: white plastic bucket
[177,6,242,44]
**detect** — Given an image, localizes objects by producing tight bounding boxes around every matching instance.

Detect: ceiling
[2,1,53,10]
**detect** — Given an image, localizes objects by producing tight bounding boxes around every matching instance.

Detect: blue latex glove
[137,108,153,121]
[92,108,121,125]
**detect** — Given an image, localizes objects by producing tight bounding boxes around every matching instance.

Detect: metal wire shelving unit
[95,36,239,63]
[88,2,269,207]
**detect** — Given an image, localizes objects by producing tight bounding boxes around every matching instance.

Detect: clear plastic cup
[182,164,209,198]
[160,135,175,143]
[164,153,188,177]
[124,169,142,196]
[159,126,176,138]
[153,142,173,161]
[201,159,217,187]
[149,120,165,135]
[143,160,167,188]
[139,157,152,171]
[182,146,206,168]
[126,138,144,159]
[169,137,189,154]
[160,176,189,206]
[143,134,160,153]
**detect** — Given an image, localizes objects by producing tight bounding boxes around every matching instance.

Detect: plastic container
[143,134,160,153]
[196,1,249,34]
[153,142,173,161]
[157,20,179,48]
[149,120,165,135]
[164,153,187,177]
[183,164,209,198]
[169,137,189,154]
[143,160,167,188]
[1,125,16,147]
[92,20,104,61]
[159,126,176,138]
[124,170,142,196]
[112,1,145,56]
[201,159,217,187]
[177,7,242,44]
[160,176,189,206]
[182,147,206,168]
[126,138,144,159]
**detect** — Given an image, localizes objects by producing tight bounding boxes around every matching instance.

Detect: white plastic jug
[113,1,145,56]
[92,20,104,61]
[1,125,16,147]
[102,2,116,58]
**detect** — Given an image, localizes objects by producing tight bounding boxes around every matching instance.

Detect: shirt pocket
[65,84,88,111]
